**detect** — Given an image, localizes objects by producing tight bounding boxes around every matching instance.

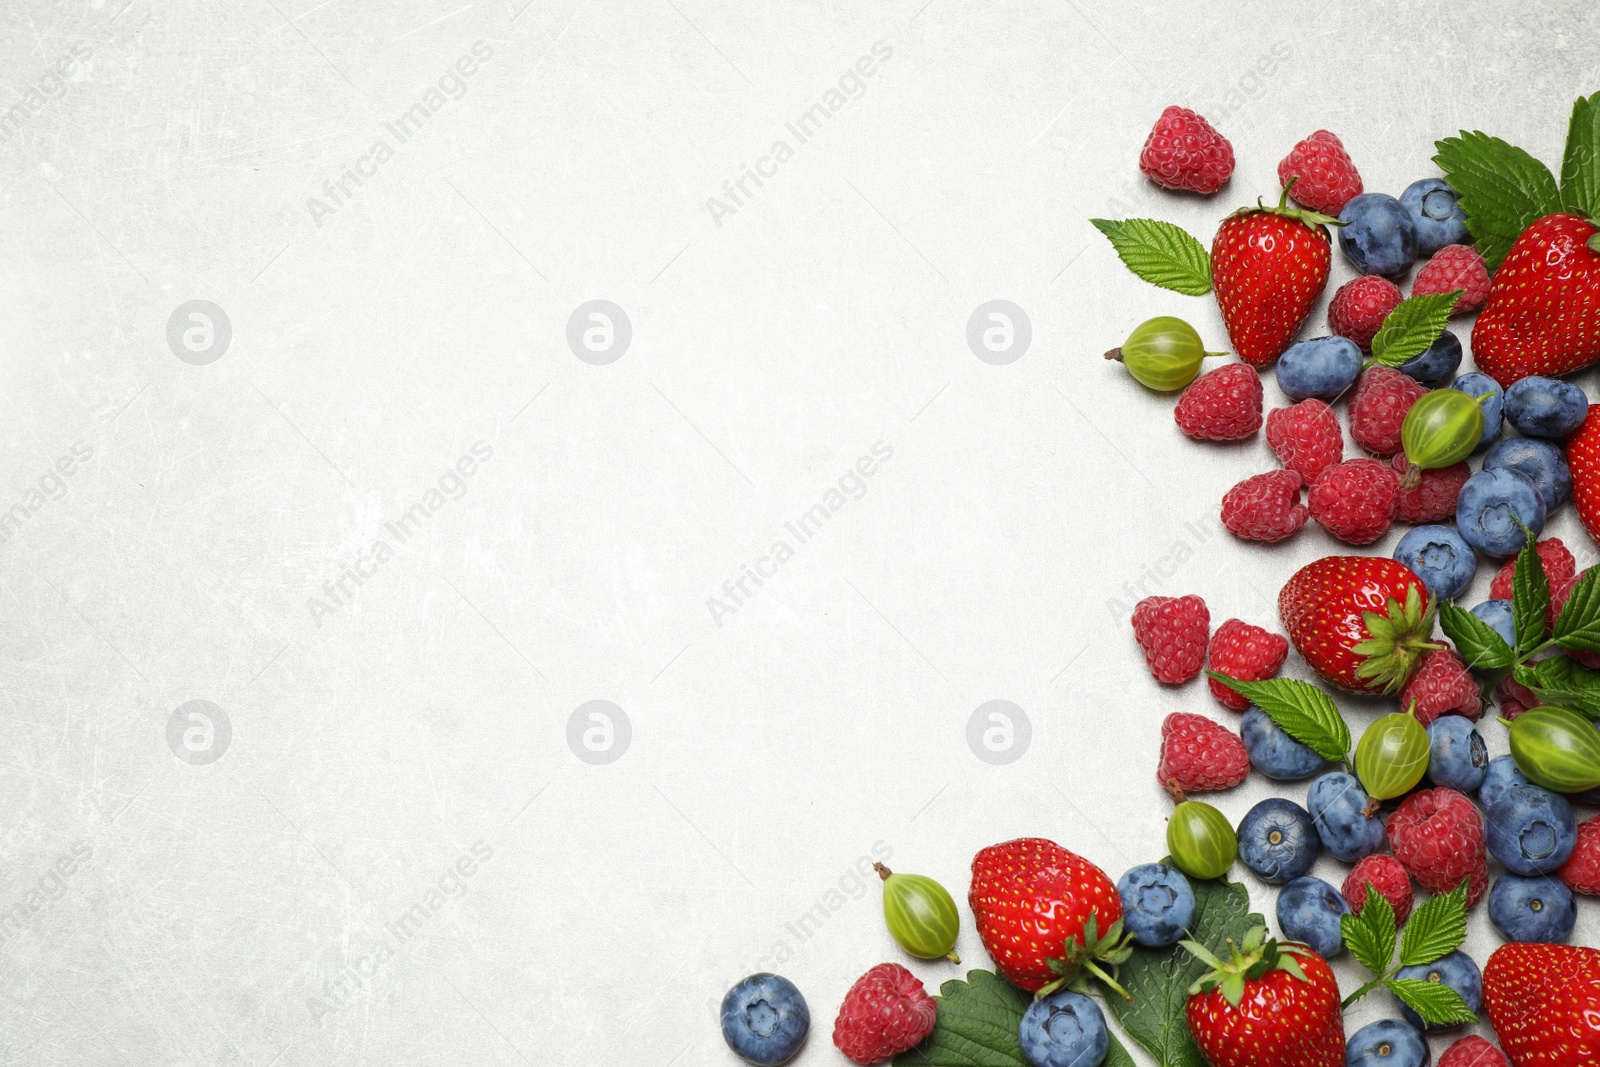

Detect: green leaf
[1369,292,1460,367]
[1434,130,1562,271]
[1514,657,1600,719]
[1202,675,1350,762]
[1104,876,1259,1067]
[1340,886,1397,977]
[1555,567,1600,653]
[1561,91,1600,218]
[1090,218,1213,296]
[1437,601,1515,671]
[1385,978,1480,1028]
[1512,534,1551,654]
[1398,883,1468,967]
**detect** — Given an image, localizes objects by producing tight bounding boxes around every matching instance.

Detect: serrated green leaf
[1561,92,1600,218]
[1340,886,1397,977]
[1370,292,1460,367]
[1202,674,1350,762]
[1434,131,1562,271]
[1090,218,1213,296]
[1514,656,1600,719]
[1556,568,1600,653]
[1513,534,1550,654]
[1386,978,1480,1028]
[1437,601,1516,671]
[1398,884,1468,966]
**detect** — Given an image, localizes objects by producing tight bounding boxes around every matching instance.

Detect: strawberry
[1184,927,1344,1067]
[1483,941,1600,1066]
[1566,404,1600,545]
[1211,188,1336,367]
[1278,556,1438,694]
[1471,213,1600,386]
[968,837,1129,995]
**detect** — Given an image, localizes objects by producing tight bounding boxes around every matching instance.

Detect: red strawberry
[1206,619,1289,710]
[1567,405,1600,544]
[1472,213,1600,385]
[1489,537,1575,600]
[1157,712,1250,792]
[1484,942,1600,1066]
[1278,556,1437,693]
[1184,927,1344,1067]
[968,837,1128,994]
[1212,191,1336,366]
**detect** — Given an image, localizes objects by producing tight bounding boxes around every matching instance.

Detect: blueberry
[1276,875,1348,959]
[1479,754,1532,811]
[721,974,810,1066]
[1018,990,1108,1067]
[1394,525,1477,600]
[1503,376,1589,439]
[1427,715,1488,793]
[1396,329,1463,386]
[1449,373,1504,448]
[1393,950,1481,1032]
[1487,783,1577,875]
[1345,1017,1430,1067]
[1488,873,1576,943]
[1400,178,1469,256]
[1308,771,1385,861]
[1339,193,1420,277]
[1456,467,1546,558]
[1277,336,1365,400]
[1242,706,1326,780]
[1237,798,1321,885]
[1116,863,1195,947]
[1484,436,1572,511]
[1470,599,1515,650]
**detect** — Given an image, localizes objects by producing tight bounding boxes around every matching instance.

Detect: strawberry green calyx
[1352,583,1443,693]
[1226,179,1344,230]
[1042,911,1135,1001]
[1588,231,1600,254]
[1182,925,1311,1007]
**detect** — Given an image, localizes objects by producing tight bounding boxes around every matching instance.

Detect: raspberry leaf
[1397,883,1468,967]
[1437,601,1515,671]
[1384,978,1479,1028]
[1433,130,1562,271]
[1513,657,1600,719]
[1554,567,1600,652]
[1204,674,1350,762]
[1369,292,1460,367]
[1512,533,1551,653]
[1561,91,1600,219]
[1090,218,1213,296]
[1340,886,1397,977]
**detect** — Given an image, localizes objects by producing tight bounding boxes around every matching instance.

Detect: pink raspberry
[1496,676,1540,720]
[1390,452,1469,523]
[1387,787,1488,907]
[1557,816,1600,895]
[1174,363,1262,441]
[1489,537,1575,600]
[1548,570,1600,667]
[1278,130,1363,215]
[1341,854,1415,925]
[1221,470,1308,543]
[1308,458,1399,545]
[1399,649,1481,724]
[1131,594,1210,684]
[1437,1036,1510,1067]
[1157,712,1249,794]
[1266,399,1343,482]
[1206,619,1289,710]
[1138,106,1235,194]
[832,963,937,1065]
[1414,244,1491,314]
[1349,366,1427,456]
[1328,276,1403,351]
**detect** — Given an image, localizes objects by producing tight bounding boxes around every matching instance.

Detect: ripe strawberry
[1206,619,1289,710]
[1391,452,1469,523]
[1157,712,1250,792]
[1341,854,1414,925]
[1349,366,1427,456]
[1414,244,1490,314]
[1278,130,1363,215]
[1566,404,1600,544]
[968,838,1128,994]
[1132,594,1210,683]
[1184,927,1344,1067]
[1437,1036,1509,1067]
[1472,213,1600,385]
[1484,942,1600,1066]
[1211,191,1336,366]
[1556,815,1600,894]
[1328,275,1402,351]
[1489,537,1575,600]
[1278,556,1436,694]
[1308,458,1400,545]
[832,963,937,1064]
[1267,399,1343,482]
[1139,106,1235,194]
[1398,648,1481,724]
[1221,469,1308,543]
[1175,363,1264,440]
[1387,787,1488,907]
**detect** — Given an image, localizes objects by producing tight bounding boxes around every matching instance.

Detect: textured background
[3,0,1600,1063]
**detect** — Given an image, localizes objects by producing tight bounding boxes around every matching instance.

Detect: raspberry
[1266,399,1343,482]
[1221,470,1307,543]
[1206,619,1289,710]
[1328,276,1403,351]
[1437,1036,1511,1067]
[1174,363,1262,441]
[1489,537,1575,600]
[1414,244,1491,314]
[1548,570,1600,668]
[1495,676,1540,720]
[1138,106,1235,194]
[1131,594,1210,683]
[1307,458,1399,545]
[1387,787,1488,907]
[1341,854,1415,925]
[1557,816,1600,895]
[1398,649,1481,724]
[1349,366,1427,456]
[832,963,937,1065]
[1278,130,1363,215]
[1390,452,1469,523]
[1156,712,1249,793]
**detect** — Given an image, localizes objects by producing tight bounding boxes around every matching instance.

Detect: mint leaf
[1437,601,1515,671]
[1203,674,1350,762]
[1385,978,1480,1028]
[1370,292,1459,367]
[1512,534,1550,653]
[1434,131,1562,271]
[1514,657,1600,719]
[1562,91,1600,218]
[1340,886,1397,976]
[1398,884,1468,967]
[1555,567,1600,653]
[1090,218,1213,296]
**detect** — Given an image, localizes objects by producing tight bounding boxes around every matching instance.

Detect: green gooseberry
[1509,706,1600,793]
[1354,712,1430,800]
[1167,800,1237,880]
[874,862,961,962]
[1105,317,1223,392]
[1400,388,1484,471]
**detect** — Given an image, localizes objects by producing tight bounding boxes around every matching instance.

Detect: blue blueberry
[1277,336,1364,400]
[1456,467,1546,558]
[1394,525,1477,600]
[1276,875,1348,959]
[1399,178,1469,256]
[1396,329,1463,386]
[1484,437,1572,511]
[1344,1017,1430,1067]
[1308,771,1385,861]
[1237,798,1321,885]
[1470,599,1515,651]
[1503,376,1589,439]
[1393,950,1481,1032]
[721,974,809,1066]
[1019,990,1108,1067]
[1339,193,1420,277]
[1487,783,1577,875]
[1242,706,1326,780]
[1116,863,1195,948]
[1449,373,1504,448]
[1479,754,1532,811]
[1488,873,1576,944]
[1427,716,1488,793]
